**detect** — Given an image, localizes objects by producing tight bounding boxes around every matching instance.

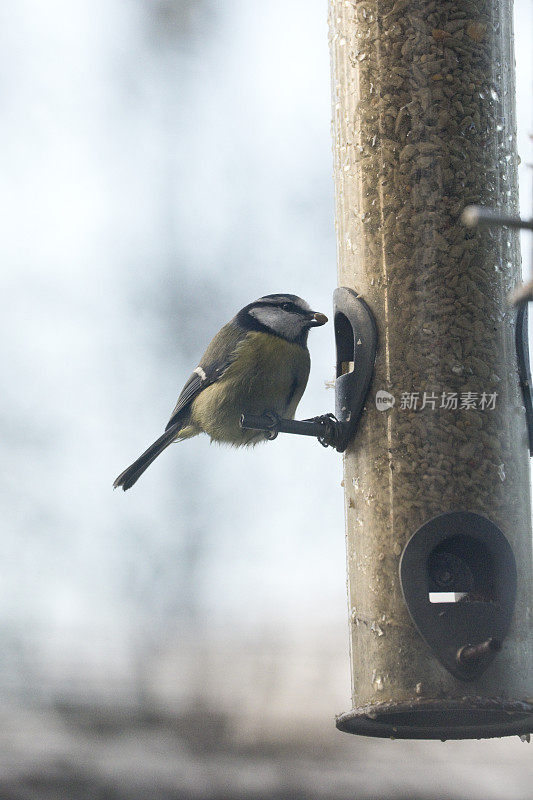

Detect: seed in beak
[310,312,328,326]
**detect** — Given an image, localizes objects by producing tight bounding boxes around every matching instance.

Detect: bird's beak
[307,311,328,327]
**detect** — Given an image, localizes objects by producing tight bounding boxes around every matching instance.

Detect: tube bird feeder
[329,0,533,738]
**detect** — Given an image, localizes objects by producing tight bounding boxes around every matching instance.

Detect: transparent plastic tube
[330,0,533,732]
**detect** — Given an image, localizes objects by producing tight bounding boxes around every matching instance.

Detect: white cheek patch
[194,366,207,381]
[250,306,282,328]
[248,307,262,321]
[250,305,308,342]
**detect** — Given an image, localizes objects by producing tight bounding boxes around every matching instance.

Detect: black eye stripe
[250,300,301,313]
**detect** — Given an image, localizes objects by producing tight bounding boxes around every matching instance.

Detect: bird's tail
[113,424,180,491]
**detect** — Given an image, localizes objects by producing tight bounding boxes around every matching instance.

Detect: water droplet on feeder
[370,621,384,637]
[498,463,506,482]
[372,670,385,691]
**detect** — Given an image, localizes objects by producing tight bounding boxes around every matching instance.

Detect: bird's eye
[281,302,293,311]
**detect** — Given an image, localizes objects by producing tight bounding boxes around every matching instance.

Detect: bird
[113,294,328,490]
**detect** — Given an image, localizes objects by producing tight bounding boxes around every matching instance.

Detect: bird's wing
[285,348,311,418]
[165,321,244,430]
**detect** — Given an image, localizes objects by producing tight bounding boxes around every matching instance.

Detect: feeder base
[336,697,533,740]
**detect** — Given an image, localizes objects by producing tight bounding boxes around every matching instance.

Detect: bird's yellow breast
[189,331,310,444]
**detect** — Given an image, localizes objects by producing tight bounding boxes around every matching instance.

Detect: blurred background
[1,1,532,798]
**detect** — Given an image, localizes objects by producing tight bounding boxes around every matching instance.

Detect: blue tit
[114,294,328,490]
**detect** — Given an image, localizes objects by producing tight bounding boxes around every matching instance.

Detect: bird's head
[237,294,328,345]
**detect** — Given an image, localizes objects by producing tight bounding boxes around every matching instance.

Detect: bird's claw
[304,413,340,448]
[263,411,280,440]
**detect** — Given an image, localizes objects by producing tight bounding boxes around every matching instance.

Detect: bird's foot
[262,411,281,440]
[303,413,341,448]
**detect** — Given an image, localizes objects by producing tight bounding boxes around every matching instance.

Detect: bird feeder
[329,0,533,738]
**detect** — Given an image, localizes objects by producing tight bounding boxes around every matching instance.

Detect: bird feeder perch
[329,0,533,739]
